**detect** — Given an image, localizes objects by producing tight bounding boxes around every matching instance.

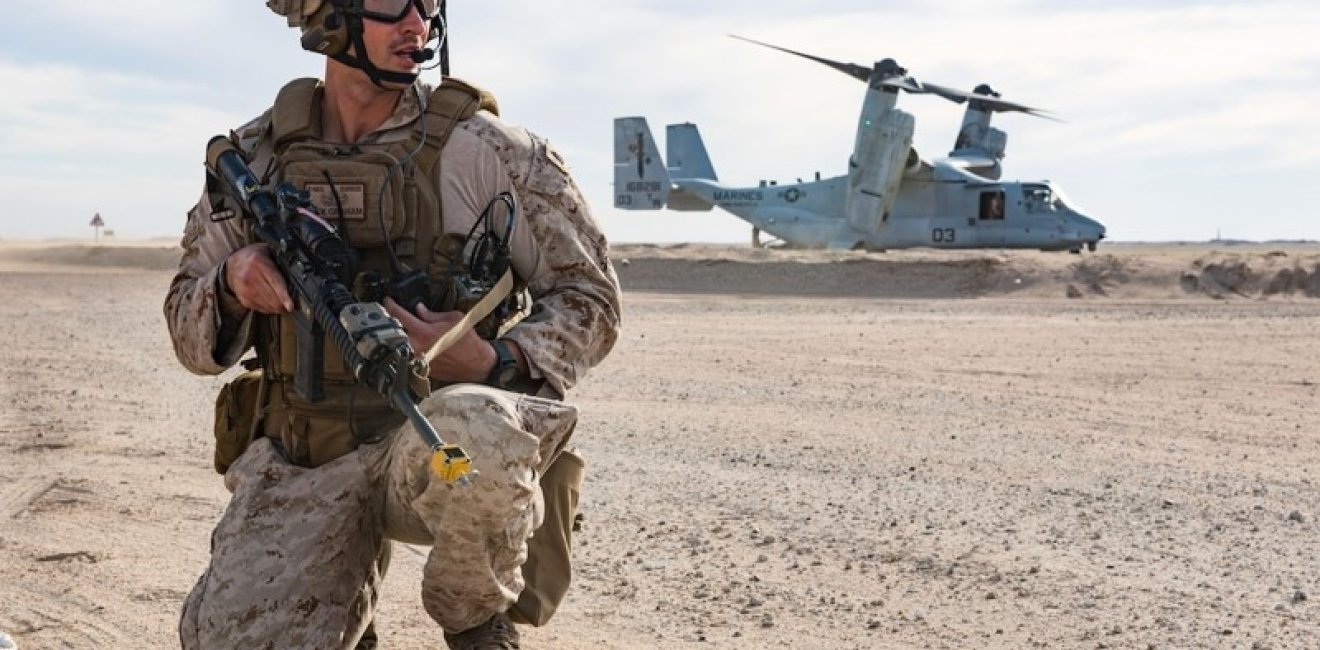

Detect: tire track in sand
[0,479,58,519]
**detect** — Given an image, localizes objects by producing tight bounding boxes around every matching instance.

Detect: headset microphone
[409,48,435,63]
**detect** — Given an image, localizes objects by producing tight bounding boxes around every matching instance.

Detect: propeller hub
[874,58,906,78]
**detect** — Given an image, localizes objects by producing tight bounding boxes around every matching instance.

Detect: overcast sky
[2,1,1317,243]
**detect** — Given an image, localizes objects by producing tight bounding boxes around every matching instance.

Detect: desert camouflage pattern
[163,81,621,399]
[180,384,578,648]
[165,82,619,644]
[266,0,321,27]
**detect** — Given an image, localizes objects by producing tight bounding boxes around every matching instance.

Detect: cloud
[1,1,1317,241]
[0,60,244,238]
[0,62,238,159]
[6,0,222,33]
[0,174,199,240]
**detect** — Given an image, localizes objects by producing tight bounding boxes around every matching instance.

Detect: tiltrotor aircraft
[613,36,1106,252]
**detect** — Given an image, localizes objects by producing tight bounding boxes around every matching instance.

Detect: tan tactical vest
[254,77,501,467]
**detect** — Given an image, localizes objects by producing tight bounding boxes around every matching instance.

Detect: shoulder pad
[230,110,273,158]
[271,78,322,149]
[462,114,575,199]
[459,112,536,180]
[434,76,500,117]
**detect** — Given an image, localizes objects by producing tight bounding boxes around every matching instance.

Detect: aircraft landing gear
[752,227,786,250]
[1087,241,1098,252]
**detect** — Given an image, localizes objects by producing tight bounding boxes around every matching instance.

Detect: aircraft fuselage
[672,173,1106,252]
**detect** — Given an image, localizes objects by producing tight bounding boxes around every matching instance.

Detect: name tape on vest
[304,183,367,221]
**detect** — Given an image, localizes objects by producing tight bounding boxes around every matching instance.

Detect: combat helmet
[266,0,448,86]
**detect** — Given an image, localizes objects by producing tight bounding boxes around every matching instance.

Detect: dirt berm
[5,241,1319,300]
[612,243,1320,300]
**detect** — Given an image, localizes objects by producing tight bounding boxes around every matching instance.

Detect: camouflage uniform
[165,83,620,648]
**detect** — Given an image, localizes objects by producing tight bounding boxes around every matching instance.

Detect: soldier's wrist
[215,258,248,318]
[484,339,520,389]
[217,259,237,298]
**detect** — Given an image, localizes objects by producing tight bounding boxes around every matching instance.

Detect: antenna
[439,0,450,76]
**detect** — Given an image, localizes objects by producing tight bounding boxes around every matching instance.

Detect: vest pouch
[270,311,438,391]
[279,144,415,249]
[273,411,360,469]
[264,378,417,469]
[213,370,265,475]
[273,311,357,385]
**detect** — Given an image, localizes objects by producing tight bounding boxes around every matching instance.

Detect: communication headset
[299,2,351,56]
[297,0,447,85]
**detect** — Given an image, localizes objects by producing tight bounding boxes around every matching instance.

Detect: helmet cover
[267,0,326,28]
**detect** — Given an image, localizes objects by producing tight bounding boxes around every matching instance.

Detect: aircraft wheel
[1069,247,1082,255]
[1087,242,1097,252]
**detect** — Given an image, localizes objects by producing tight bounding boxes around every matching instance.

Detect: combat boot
[354,621,378,649]
[444,613,521,650]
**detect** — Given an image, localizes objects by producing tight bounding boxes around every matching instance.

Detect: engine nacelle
[953,120,1007,161]
[845,108,914,234]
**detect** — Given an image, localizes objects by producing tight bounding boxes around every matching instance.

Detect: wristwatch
[485,339,520,389]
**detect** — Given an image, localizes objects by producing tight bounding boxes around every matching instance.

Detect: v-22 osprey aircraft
[614,36,1106,252]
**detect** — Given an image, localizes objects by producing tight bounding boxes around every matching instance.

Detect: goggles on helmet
[355,0,439,23]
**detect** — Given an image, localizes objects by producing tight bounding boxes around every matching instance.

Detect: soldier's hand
[224,244,294,314]
[384,299,495,383]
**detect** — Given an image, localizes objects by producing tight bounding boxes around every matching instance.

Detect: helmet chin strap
[331,13,422,88]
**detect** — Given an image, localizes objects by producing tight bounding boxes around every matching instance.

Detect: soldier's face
[359,5,428,85]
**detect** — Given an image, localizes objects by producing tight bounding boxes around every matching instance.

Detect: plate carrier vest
[249,77,502,467]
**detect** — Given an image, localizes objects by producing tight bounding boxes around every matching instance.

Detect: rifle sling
[423,269,514,367]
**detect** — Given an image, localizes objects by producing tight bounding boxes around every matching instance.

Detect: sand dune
[0,241,180,273]
[616,243,1320,300]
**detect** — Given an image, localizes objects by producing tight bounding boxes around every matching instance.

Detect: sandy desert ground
[1,240,1318,649]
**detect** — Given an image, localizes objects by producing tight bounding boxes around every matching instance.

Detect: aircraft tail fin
[666,123,718,181]
[614,117,671,210]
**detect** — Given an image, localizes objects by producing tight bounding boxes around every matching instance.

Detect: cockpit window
[1048,184,1081,213]
[1023,185,1056,213]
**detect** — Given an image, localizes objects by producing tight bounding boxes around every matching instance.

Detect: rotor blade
[914,81,976,104]
[919,81,1058,120]
[880,77,925,94]
[729,34,1061,120]
[730,34,871,83]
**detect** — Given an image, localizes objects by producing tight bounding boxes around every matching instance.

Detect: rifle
[205,135,474,485]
